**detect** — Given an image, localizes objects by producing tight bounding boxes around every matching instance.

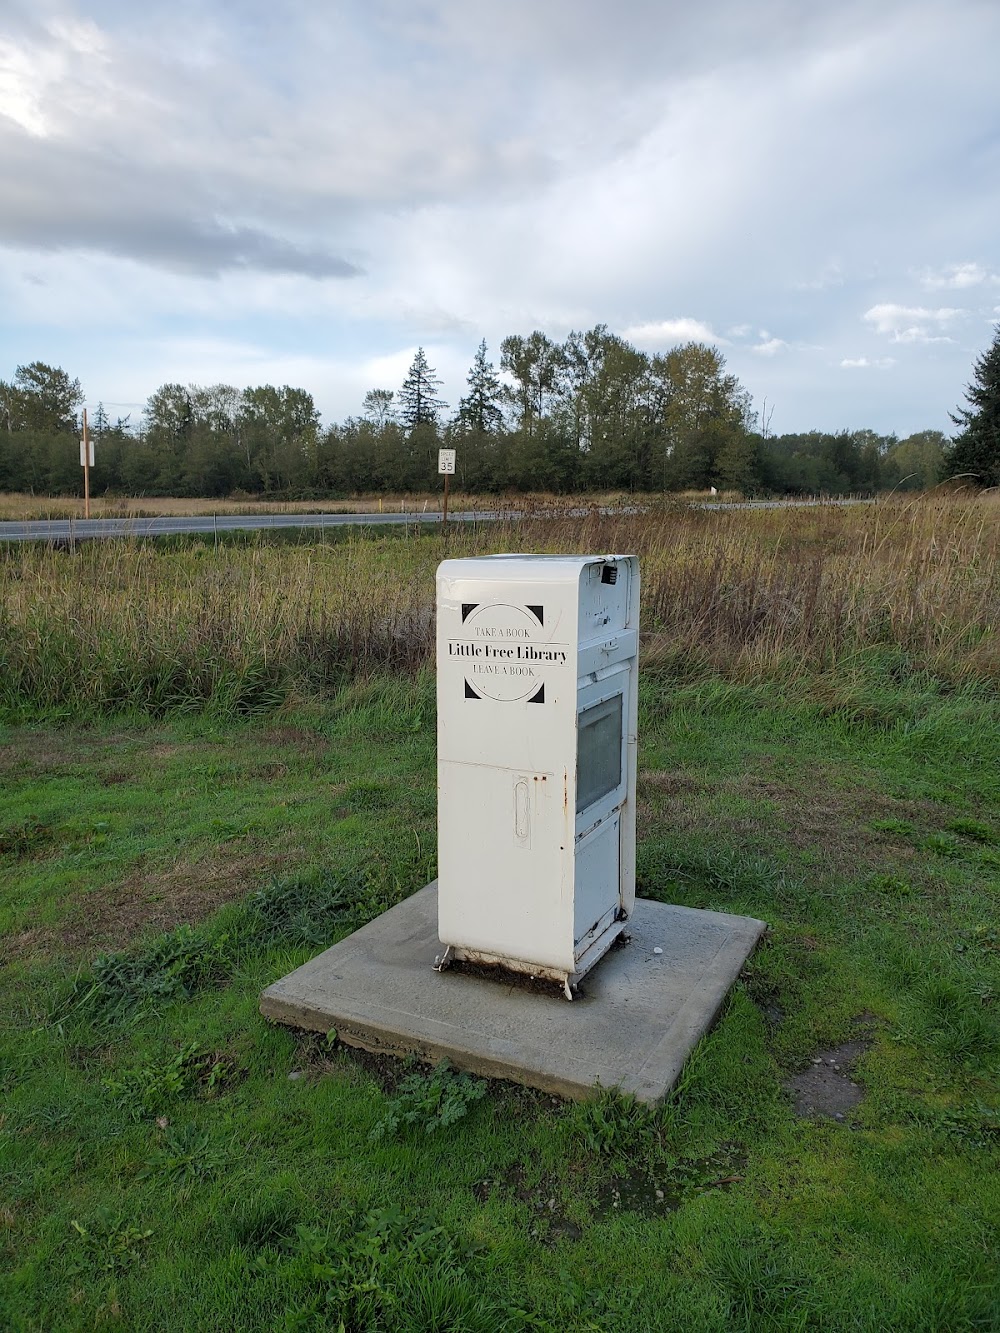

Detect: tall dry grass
[0,491,464,520]
[0,489,735,521]
[0,494,996,715]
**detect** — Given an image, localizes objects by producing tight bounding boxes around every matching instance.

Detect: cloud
[918,262,1000,290]
[840,356,895,369]
[2,0,1000,439]
[862,304,964,344]
[1,185,362,279]
[0,6,549,279]
[621,318,727,348]
[751,335,788,356]
[132,334,470,422]
[0,17,370,279]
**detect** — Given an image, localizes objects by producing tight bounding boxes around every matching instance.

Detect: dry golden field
[0,490,748,521]
[0,492,996,715]
[0,491,460,519]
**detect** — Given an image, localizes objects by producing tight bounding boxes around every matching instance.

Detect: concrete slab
[260,883,766,1104]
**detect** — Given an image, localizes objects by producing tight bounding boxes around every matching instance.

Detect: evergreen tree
[91,402,111,439]
[397,348,447,431]
[456,340,504,435]
[943,328,1000,486]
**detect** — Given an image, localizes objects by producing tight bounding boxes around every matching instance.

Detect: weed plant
[102,1042,231,1120]
[369,1061,488,1141]
[140,1122,229,1184]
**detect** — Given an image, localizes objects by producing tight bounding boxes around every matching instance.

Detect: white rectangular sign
[438,449,456,475]
[80,439,95,467]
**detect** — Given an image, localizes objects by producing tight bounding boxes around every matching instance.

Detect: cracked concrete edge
[259,989,626,1101]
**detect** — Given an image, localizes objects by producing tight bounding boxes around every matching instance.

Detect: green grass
[2,672,999,1330]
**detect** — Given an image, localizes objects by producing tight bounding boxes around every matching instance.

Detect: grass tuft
[243,869,358,948]
[255,1206,508,1332]
[67,924,230,1022]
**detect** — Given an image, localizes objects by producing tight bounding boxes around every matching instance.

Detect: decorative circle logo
[458,603,564,702]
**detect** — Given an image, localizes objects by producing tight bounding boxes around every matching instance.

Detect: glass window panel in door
[577,694,623,814]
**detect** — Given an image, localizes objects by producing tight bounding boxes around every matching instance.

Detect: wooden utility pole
[82,407,91,519]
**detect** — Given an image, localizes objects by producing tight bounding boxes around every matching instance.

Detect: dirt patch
[0,735,85,777]
[474,1147,746,1240]
[475,1163,583,1243]
[638,770,705,797]
[0,730,149,778]
[593,1146,746,1220]
[726,772,947,874]
[1,849,297,965]
[786,1020,876,1121]
[148,744,193,761]
[756,996,786,1031]
[312,1044,437,1100]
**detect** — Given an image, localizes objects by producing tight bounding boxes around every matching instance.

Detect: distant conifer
[398,348,447,431]
[943,328,1000,486]
[456,340,504,435]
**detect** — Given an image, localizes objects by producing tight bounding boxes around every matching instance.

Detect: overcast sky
[2,0,998,437]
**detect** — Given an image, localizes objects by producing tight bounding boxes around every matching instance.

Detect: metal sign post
[80,408,94,519]
[438,448,456,525]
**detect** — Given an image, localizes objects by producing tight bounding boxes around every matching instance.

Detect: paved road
[0,509,500,543]
[0,497,871,543]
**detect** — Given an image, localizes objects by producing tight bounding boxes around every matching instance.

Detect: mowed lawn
[2,671,999,1331]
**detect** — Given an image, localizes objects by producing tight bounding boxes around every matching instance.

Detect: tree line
[2,324,996,498]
